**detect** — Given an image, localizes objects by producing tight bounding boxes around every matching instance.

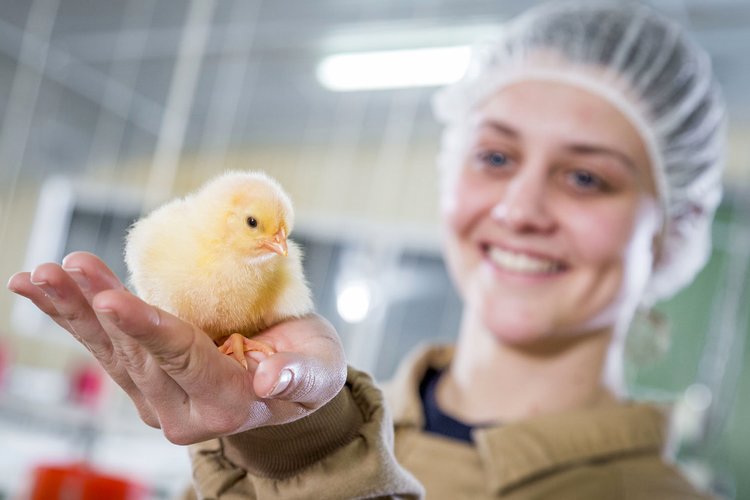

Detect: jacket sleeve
[186,366,425,499]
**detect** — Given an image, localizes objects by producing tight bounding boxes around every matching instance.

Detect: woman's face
[441,80,661,345]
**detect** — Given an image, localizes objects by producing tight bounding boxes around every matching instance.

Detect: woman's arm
[8,251,423,498]
[189,367,423,499]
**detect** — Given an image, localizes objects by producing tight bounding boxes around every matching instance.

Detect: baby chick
[124,170,313,368]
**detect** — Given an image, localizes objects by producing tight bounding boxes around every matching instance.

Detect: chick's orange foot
[218,333,275,369]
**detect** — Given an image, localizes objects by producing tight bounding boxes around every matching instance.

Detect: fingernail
[267,369,293,397]
[65,267,89,291]
[95,307,120,324]
[32,281,59,300]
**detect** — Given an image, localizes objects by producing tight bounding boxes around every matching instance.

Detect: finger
[57,253,162,427]
[94,290,244,402]
[93,289,266,439]
[9,266,117,363]
[8,271,68,326]
[8,255,124,337]
[8,268,158,426]
[61,251,128,302]
[93,289,210,375]
[253,315,347,408]
[253,351,344,409]
[92,295,191,428]
[28,263,116,359]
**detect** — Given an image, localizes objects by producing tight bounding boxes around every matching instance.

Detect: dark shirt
[419,367,475,443]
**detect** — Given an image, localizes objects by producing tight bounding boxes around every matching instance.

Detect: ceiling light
[317,45,470,91]
[336,280,372,323]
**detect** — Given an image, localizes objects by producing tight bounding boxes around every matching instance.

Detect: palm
[7,251,347,445]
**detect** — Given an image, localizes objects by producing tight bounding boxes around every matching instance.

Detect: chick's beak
[259,227,288,256]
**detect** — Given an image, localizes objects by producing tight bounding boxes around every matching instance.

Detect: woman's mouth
[483,244,565,275]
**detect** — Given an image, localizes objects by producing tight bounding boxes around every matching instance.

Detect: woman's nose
[490,169,556,234]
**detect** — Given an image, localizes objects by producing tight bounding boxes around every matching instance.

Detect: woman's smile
[480,242,566,276]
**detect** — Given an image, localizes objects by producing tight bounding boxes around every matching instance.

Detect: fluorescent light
[317,45,470,91]
[336,281,372,323]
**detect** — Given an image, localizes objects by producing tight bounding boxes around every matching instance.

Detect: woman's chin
[481,310,550,347]
[479,306,605,349]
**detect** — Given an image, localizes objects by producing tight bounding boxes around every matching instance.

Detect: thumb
[253,351,345,408]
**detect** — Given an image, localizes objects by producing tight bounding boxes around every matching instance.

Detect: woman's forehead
[477,81,632,133]
[475,83,640,147]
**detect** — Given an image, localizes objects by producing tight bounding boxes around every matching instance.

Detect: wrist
[222,377,364,479]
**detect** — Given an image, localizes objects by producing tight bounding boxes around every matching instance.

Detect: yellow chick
[124,170,313,368]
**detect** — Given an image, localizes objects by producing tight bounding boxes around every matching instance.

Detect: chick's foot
[218,333,275,369]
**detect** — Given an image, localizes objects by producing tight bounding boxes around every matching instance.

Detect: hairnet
[433,1,726,305]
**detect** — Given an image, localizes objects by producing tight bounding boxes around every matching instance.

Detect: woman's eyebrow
[478,120,519,138]
[566,144,637,171]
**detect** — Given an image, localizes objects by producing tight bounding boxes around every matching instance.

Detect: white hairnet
[433,1,726,305]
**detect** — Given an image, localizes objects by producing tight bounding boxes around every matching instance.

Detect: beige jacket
[186,345,713,499]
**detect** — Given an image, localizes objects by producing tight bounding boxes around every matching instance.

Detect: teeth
[488,247,561,274]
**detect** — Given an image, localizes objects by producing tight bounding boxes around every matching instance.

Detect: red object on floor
[29,463,147,500]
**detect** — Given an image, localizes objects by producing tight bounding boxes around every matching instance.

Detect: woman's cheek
[567,201,638,263]
[444,173,496,235]
[567,201,658,319]
[441,176,470,231]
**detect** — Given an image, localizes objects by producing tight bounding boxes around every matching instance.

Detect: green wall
[630,201,749,499]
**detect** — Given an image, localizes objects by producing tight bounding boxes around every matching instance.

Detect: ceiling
[0,0,749,181]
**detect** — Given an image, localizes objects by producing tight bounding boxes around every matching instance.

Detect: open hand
[7,251,347,445]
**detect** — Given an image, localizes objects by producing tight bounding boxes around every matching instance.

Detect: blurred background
[0,0,747,498]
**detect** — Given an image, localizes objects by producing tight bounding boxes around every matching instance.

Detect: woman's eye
[478,151,509,168]
[568,170,605,191]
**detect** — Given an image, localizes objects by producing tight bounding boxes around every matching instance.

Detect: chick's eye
[246,216,258,228]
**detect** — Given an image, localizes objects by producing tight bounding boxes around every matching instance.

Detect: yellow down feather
[124,170,313,342]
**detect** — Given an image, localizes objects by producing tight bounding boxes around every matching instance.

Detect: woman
[8,2,725,498]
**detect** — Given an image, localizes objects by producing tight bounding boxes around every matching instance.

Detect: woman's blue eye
[480,152,509,168]
[570,170,603,190]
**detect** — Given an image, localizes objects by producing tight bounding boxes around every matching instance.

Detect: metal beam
[0,16,164,137]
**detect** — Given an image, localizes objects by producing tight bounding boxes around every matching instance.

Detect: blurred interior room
[0,0,748,498]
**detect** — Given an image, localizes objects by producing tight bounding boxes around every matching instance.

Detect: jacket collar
[385,344,669,494]
[473,402,667,494]
[385,343,455,429]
